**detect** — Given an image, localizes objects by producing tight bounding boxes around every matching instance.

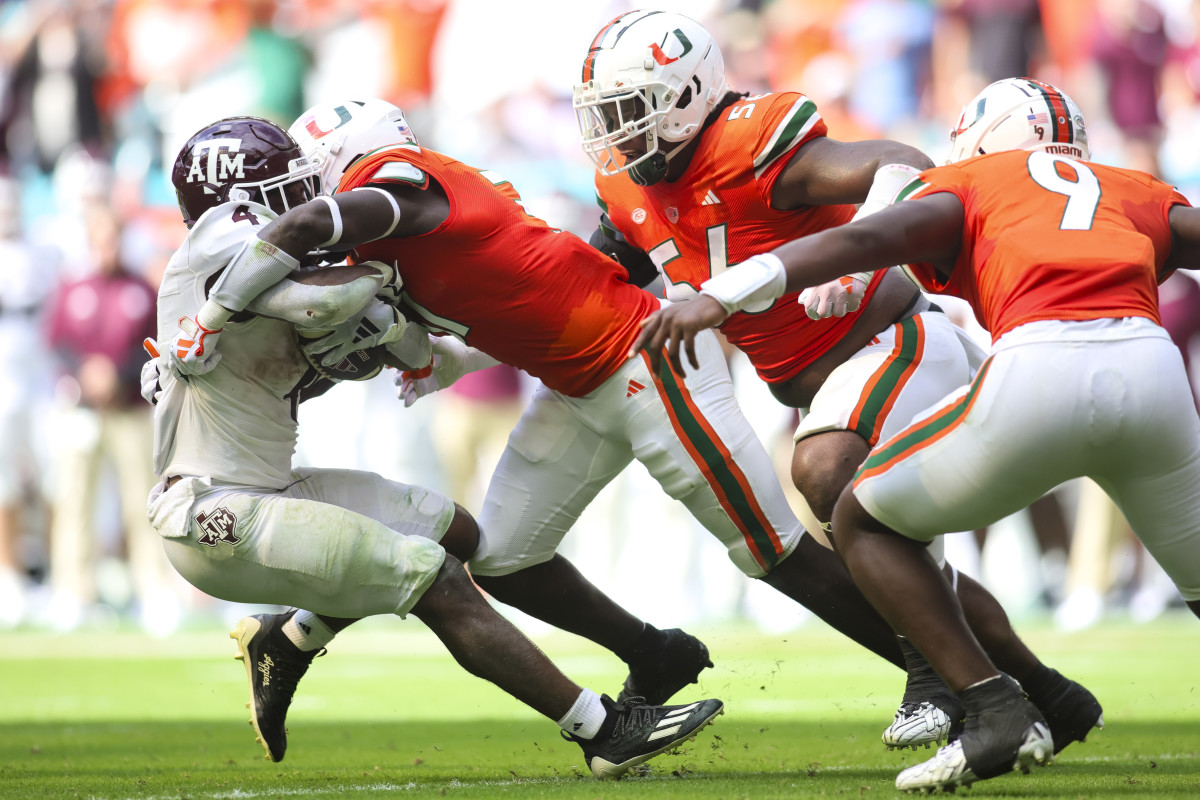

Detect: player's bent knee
[439,504,480,562]
[792,432,868,523]
[411,556,483,621]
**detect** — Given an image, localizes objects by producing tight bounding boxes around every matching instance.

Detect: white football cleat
[896,722,1053,793]
[897,674,1053,793]
[883,700,955,750]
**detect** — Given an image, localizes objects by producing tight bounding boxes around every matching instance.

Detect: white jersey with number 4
[153,200,309,488]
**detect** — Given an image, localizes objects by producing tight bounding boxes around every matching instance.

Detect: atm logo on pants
[196,507,241,547]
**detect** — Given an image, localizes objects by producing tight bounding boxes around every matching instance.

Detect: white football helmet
[574,10,729,186]
[288,99,418,193]
[948,77,1089,164]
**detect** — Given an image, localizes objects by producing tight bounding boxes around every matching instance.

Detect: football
[299,335,387,382]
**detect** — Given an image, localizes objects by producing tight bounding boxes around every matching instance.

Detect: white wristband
[315,195,343,248]
[852,163,923,221]
[700,253,787,314]
[353,187,402,237]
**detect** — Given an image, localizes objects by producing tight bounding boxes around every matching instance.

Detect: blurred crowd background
[1,0,1198,637]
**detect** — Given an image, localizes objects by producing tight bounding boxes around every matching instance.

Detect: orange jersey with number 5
[901,151,1189,340]
[338,145,659,397]
[595,91,883,384]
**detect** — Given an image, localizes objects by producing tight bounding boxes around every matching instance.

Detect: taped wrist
[852,163,923,221]
[195,298,231,331]
[699,253,787,314]
[209,237,301,312]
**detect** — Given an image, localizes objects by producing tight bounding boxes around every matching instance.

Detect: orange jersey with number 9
[595,91,883,384]
[901,151,1190,340]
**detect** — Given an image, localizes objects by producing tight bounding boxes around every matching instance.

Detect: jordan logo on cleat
[626,380,645,398]
[298,621,312,635]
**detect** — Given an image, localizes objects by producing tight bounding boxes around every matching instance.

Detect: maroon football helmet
[171,116,321,228]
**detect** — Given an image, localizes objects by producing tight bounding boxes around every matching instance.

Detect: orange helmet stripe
[582,13,627,83]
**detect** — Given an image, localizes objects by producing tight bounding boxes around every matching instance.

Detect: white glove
[384,321,433,370]
[798,273,870,320]
[302,300,407,366]
[167,315,223,375]
[139,342,162,405]
[395,336,499,408]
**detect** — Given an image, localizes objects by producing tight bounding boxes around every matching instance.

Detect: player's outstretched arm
[247,261,393,327]
[771,136,934,211]
[631,193,965,371]
[255,189,409,261]
[771,192,965,288]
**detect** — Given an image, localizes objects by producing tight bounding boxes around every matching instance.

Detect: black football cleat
[230,612,323,762]
[565,694,724,779]
[1024,668,1104,754]
[618,627,713,705]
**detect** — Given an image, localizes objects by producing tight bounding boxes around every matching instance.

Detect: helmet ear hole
[676,85,694,110]
[229,188,251,202]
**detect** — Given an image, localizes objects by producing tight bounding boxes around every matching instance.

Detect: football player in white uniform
[145,114,723,777]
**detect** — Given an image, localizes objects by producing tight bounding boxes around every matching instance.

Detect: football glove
[368,259,404,306]
[139,348,162,406]
[798,273,870,320]
[166,315,223,375]
[395,336,499,408]
[302,300,408,367]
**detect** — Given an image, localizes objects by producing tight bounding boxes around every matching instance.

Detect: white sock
[557,688,606,740]
[282,610,336,651]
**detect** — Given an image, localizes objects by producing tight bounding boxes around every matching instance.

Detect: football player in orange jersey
[576,10,1096,752]
[182,95,961,759]
[633,76,1200,792]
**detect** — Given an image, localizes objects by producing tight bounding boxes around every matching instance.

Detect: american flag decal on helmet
[1024,78,1073,146]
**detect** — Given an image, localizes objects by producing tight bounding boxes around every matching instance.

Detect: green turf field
[2,612,1197,799]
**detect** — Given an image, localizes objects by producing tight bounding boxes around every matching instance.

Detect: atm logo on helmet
[185,138,246,186]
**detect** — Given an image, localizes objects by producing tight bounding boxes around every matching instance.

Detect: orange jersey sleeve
[595,91,880,384]
[339,146,659,397]
[901,151,1188,340]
